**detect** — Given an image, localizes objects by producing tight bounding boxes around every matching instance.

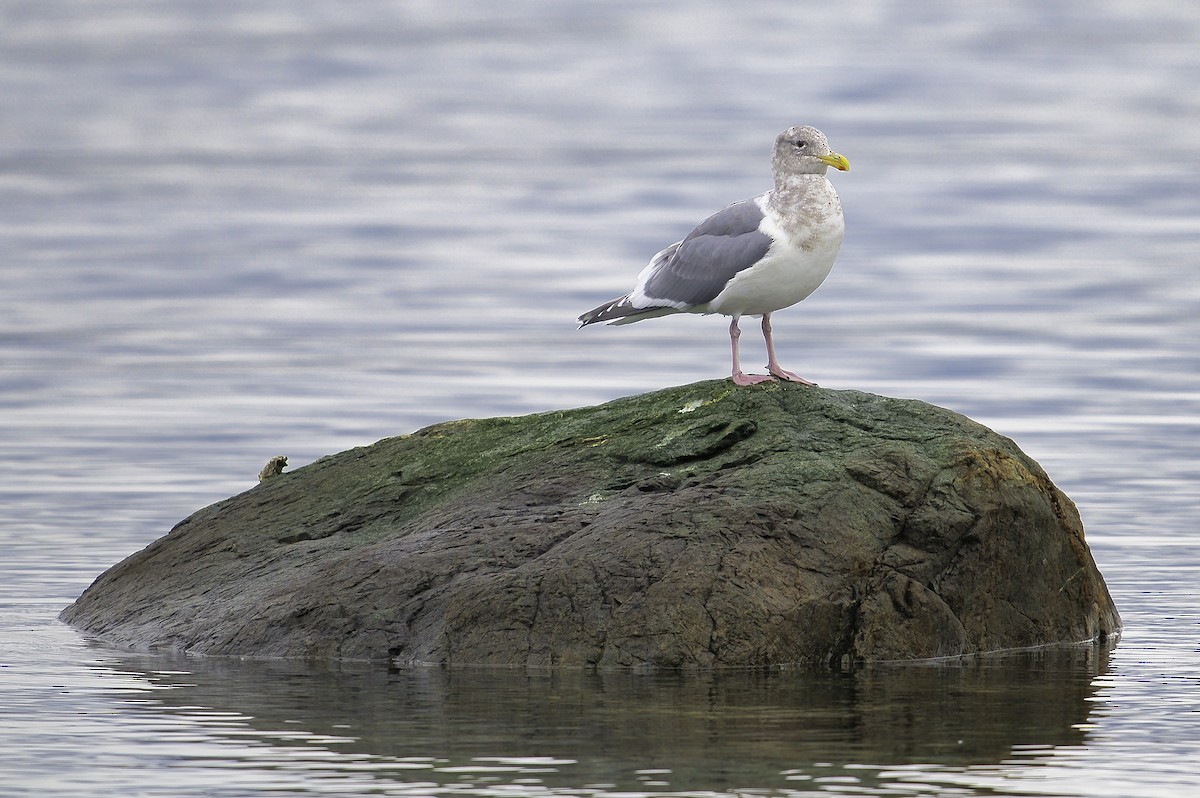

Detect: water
[2,0,1199,795]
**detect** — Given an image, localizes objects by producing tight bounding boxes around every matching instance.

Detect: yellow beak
[818,152,850,172]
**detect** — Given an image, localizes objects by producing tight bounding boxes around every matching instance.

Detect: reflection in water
[99,644,1112,796]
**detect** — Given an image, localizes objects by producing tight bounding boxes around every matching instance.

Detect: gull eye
[794,140,807,150]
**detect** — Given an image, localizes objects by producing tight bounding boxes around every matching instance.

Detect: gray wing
[640,199,772,307]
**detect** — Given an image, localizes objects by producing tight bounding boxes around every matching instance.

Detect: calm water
[2,1,1199,796]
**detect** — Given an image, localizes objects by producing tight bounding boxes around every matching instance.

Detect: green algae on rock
[61,381,1120,668]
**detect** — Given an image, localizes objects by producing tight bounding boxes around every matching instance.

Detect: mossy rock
[61,381,1120,668]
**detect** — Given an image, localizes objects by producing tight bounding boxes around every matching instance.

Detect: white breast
[705,189,844,317]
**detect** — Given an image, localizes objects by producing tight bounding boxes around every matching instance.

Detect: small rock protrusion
[258,455,288,483]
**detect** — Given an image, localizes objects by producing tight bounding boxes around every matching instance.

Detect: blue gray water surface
[2,1,1199,796]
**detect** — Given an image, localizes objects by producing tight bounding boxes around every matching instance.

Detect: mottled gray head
[771,125,850,181]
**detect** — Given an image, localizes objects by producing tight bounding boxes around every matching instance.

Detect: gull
[579,125,848,386]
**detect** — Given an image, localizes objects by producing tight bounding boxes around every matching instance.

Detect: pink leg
[763,313,817,386]
[730,316,775,385]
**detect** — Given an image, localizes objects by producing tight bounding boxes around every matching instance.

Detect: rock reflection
[105,643,1114,795]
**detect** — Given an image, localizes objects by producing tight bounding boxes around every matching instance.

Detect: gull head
[772,125,850,178]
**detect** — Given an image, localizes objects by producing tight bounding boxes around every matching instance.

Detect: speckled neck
[765,174,843,244]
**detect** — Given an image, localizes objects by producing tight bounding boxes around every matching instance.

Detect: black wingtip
[578,297,629,327]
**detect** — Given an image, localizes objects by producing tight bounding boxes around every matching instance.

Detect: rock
[257,455,288,482]
[60,381,1120,668]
